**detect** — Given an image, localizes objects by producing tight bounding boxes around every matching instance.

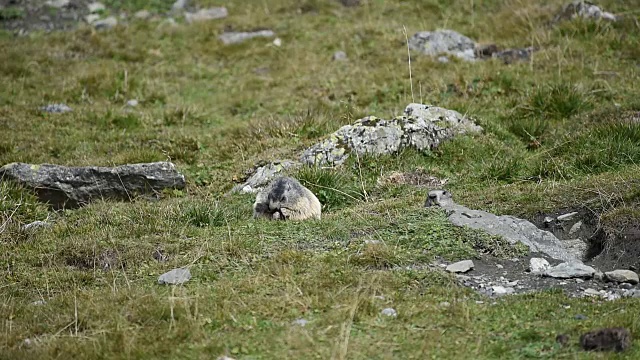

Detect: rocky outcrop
[425,190,580,262]
[300,103,482,166]
[0,162,185,209]
[219,30,275,45]
[231,160,301,194]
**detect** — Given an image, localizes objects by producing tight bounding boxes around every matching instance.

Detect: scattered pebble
[544,262,595,279]
[292,318,308,326]
[45,0,70,8]
[21,220,51,232]
[543,216,554,226]
[88,2,106,13]
[495,264,504,269]
[491,286,514,296]
[158,267,191,285]
[569,221,583,236]
[41,103,72,113]
[93,16,118,30]
[584,288,601,297]
[380,308,397,317]
[171,0,188,11]
[574,314,588,320]
[219,30,275,45]
[439,301,450,307]
[446,260,474,273]
[437,56,449,63]
[332,51,348,61]
[31,300,46,306]
[184,7,228,23]
[272,38,282,47]
[134,10,151,20]
[85,14,100,24]
[557,212,578,221]
[126,99,139,107]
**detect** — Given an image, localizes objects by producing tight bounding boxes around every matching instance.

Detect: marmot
[579,327,631,352]
[424,189,454,207]
[253,176,322,221]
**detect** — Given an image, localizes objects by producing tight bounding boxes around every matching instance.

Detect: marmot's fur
[579,327,631,352]
[253,176,321,221]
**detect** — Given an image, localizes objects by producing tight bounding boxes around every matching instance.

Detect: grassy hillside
[1,0,640,358]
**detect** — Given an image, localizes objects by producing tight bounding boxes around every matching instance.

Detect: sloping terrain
[1,0,640,358]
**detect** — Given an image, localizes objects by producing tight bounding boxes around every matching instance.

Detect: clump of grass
[0,181,49,226]
[182,201,226,227]
[295,166,366,211]
[507,118,549,148]
[524,83,591,120]
[349,241,398,269]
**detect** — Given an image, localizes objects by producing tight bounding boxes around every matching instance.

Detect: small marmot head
[424,189,453,207]
[267,177,301,213]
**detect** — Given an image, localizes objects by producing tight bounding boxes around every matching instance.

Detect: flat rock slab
[543,262,595,279]
[0,162,185,209]
[158,268,191,285]
[447,204,578,262]
[185,7,228,23]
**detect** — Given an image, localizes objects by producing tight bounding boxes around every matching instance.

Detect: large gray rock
[553,1,617,23]
[543,262,596,279]
[0,162,185,209]
[301,104,481,166]
[185,7,228,23]
[408,30,477,62]
[158,268,191,285]
[604,270,639,284]
[231,160,301,194]
[219,30,275,45]
[425,190,579,262]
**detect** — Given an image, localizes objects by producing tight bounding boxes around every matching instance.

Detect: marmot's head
[267,177,303,219]
[424,189,453,207]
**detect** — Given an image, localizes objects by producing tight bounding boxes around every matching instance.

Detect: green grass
[1,0,640,358]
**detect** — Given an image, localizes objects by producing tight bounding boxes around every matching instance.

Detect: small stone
[94,16,118,30]
[604,270,639,285]
[492,286,514,296]
[292,318,308,326]
[332,51,347,61]
[446,260,474,273]
[85,14,100,24]
[568,221,583,236]
[544,262,595,279]
[529,258,551,274]
[475,301,484,304]
[620,283,634,289]
[126,99,139,107]
[584,288,601,297]
[439,301,450,307]
[31,300,46,306]
[543,216,554,226]
[172,0,188,11]
[21,220,51,232]
[158,267,191,285]
[219,30,276,45]
[41,103,72,113]
[185,7,228,23]
[134,10,151,20]
[272,38,282,47]
[496,264,504,269]
[381,308,397,317]
[575,278,584,283]
[574,314,588,320]
[437,56,449,63]
[46,0,70,8]
[557,212,578,221]
[23,338,32,347]
[88,2,106,13]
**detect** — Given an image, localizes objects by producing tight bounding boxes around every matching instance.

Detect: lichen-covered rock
[300,104,481,166]
[0,162,185,209]
[408,30,477,61]
[231,160,301,194]
[553,1,617,23]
